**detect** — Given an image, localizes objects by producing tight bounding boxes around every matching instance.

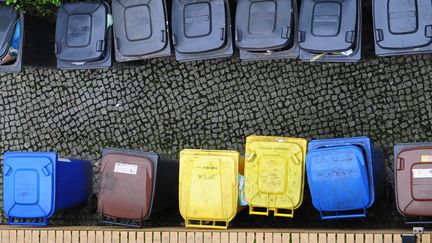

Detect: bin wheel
[85,193,98,214]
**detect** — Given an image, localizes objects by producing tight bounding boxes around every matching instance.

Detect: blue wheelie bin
[3,152,93,226]
[306,137,384,219]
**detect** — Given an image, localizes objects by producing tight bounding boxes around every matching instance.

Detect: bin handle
[250,197,295,218]
[7,216,49,226]
[403,200,432,224]
[249,205,269,216]
[397,158,405,171]
[404,215,432,224]
[318,207,367,220]
[274,196,294,217]
[101,215,143,228]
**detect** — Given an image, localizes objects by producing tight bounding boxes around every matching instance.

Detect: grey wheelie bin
[55,0,112,69]
[298,0,361,62]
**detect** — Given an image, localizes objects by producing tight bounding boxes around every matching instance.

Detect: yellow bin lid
[245,136,307,217]
[179,149,242,229]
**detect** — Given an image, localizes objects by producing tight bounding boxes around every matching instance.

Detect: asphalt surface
[1,1,432,228]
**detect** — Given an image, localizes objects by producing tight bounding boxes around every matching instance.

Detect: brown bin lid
[98,152,155,220]
[396,147,432,216]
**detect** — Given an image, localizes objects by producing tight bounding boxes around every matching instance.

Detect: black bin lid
[0,6,18,58]
[374,0,432,49]
[55,2,108,62]
[112,0,168,56]
[172,0,227,53]
[299,0,357,52]
[235,0,293,51]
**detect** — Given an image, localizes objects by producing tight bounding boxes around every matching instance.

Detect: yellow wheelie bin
[245,136,307,217]
[179,149,244,229]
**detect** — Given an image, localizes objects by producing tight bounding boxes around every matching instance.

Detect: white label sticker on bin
[114,163,138,175]
[412,169,432,178]
[421,155,432,162]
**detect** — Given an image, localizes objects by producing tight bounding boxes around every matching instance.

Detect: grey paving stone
[0,53,432,228]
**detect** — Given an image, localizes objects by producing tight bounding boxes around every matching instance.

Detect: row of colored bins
[2,136,384,228]
[2,0,430,73]
[2,148,178,226]
[178,136,385,229]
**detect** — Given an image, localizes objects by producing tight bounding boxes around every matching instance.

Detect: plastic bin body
[235,0,299,60]
[235,0,293,51]
[244,136,307,217]
[56,157,93,211]
[179,149,244,229]
[55,1,112,69]
[298,0,362,62]
[112,0,172,62]
[306,137,384,219]
[3,152,93,226]
[373,0,432,56]
[98,148,178,227]
[0,5,24,73]
[395,143,432,221]
[171,0,233,62]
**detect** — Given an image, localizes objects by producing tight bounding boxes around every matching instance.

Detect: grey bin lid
[172,0,227,53]
[235,0,293,51]
[0,6,18,58]
[112,0,168,56]
[55,2,108,62]
[374,0,432,49]
[299,0,357,52]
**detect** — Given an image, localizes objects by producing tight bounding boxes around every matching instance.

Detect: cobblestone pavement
[1,53,432,228]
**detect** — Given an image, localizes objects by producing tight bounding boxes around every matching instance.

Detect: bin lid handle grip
[397,158,405,171]
[318,206,367,220]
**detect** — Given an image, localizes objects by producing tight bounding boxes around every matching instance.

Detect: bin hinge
[298,31,305,43]
[161,30,166,43]
[220,28,225,40]
[375,29,384,42]
[42,165,52,176]
[172,35,177,46]
[345,31,355,43]
[115,38,120,49]
[55,43,60,54]
[3,164,12,177]
[235,30,241,42]
[426,25,432,38]
[397,157,405,170]
[281,27,290,39]
[96,40,105,52]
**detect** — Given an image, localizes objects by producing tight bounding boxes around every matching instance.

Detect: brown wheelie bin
[98,148,179,227]
[395,143,432,224]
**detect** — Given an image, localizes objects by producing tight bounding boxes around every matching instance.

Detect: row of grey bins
[1,0,431,71]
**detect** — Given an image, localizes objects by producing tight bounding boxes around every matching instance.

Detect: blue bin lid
[306,145,370,214]
[307,136,377,208]
[3,152,57,220]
